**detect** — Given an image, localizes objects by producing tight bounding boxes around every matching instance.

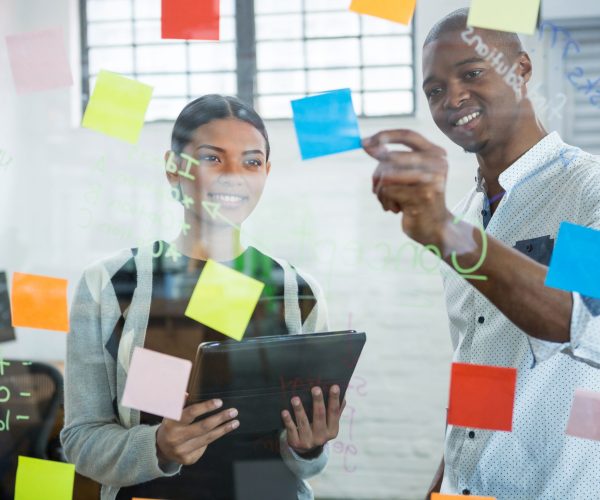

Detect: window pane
[362,16,412,35]
[362,36,412,66]
[146,98,190,121]
[256,14,302,41]
[257,71,305,94]
[363,90,413,115]
[221,0,235,16]
[256,94,303,119]
[255,0,302,14]
[133,0,160,19]
[257,41,304,70]
[305,12,360,38]
[304,0,350,11]
[220,16,236,42]
[188,42,236,71]
[363,67,413,91]
[139,74,187,96]
[89,47,133,74]
[88,21,133,46]
[189,72,237,95]
[137,44,187,73]
[307,69,361,93]
[306,39,360,68]
[134,20,162,44]
[87,0,132,21]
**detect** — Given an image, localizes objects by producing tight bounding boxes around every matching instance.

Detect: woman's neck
[171,212,245,262]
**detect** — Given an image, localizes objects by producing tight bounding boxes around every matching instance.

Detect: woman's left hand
[282,385,346,455]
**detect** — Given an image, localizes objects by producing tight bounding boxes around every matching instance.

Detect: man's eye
[428,87,443,98]
[466,69,483,79]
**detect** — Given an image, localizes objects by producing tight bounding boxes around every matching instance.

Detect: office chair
[0,361,63,499]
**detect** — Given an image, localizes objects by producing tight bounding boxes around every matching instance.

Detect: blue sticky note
[545,222,600,299]
[291,89,361,160]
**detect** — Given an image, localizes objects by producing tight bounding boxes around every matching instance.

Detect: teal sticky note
[291,89,361,160]
[545,222,600,299]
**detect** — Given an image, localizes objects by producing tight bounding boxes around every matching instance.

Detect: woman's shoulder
[81,241,159,283]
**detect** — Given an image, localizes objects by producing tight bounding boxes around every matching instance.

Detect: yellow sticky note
[184,259,265,341]
[82,70,153,144]
[15,456,75,500]
[432,494,496,500]
[350,0,416,25]
[467,0,541,36]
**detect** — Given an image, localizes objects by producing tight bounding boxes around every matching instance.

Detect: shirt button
[462,489,471,495]
[481,210,487,216]
[478,316,485,324]
[526,244,533,252]
[468,430,475,438]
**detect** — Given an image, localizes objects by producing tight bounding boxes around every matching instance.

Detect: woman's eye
[245,159,262,168]
[200,155,220,163]
[466,69,483,79]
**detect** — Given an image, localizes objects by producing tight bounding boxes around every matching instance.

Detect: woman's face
[166,117,271,227]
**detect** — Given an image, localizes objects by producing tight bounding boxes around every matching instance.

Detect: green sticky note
[185,259,265,341]
[82,70,153,144]
[467,0,541,36]
[15,456,75,500]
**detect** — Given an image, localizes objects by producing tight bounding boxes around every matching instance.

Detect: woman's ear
[164,150,181,185]
[265,160,272,176]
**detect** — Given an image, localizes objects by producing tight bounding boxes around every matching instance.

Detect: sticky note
[185,259,265,341]
[291,89,362,160]
[447,362,517,432]
[11,273,69,332]
[467,0,541,36]
[162,0,220,40]
[349,0,416,25]
[566,389,600,441]
[15,456,75,500]
[545,222,600,300]
[432,494,495,500]
[5,27,73,94]
[121,347,192,420]
[82,70,153,144]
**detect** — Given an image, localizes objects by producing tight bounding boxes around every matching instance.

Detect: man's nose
[444,82,469,110]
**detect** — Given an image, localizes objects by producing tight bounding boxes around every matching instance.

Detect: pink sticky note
[566,388,600,441]
[5,27,73,94]
[121,347,192,420]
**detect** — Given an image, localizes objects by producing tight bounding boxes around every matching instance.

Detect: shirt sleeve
[278,430,330,479]
[60,265,181,487]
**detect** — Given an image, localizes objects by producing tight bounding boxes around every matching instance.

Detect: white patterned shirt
[440,132,600,499]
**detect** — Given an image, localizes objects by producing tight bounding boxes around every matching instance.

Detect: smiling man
[362,8,600,499]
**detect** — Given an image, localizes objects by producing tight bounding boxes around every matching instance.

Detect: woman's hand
[282,385,346,455]
[156,398,239,466]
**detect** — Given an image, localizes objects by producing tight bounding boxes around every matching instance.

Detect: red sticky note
[11,272,69,332]
[161,0,220,40]
[448,362,517,432]
[5,27,73,94]
[566,389,600,441]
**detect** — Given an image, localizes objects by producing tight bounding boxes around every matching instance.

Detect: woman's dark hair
[171,94,270,160]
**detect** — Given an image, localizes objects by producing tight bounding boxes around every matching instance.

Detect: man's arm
[426,457,445,499]
[363,129,572,345]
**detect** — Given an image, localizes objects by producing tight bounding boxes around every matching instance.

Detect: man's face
[422,29,525,154]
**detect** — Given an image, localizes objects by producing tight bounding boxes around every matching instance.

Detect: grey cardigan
[60,244,330,500]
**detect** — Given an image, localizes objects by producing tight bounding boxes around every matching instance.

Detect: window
[80,0,416,121]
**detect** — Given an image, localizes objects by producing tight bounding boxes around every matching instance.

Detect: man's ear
[519,52,533,83]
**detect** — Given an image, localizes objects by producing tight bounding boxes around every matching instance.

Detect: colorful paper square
[349,0,416,25]
[291,89,362,160]
[15,456,75,500]
[82,70,153,144]
[5,27,73,94]
[185,259,265,341]
[545,222,600,300]
[447,362,517,432]
[162,0,220,40]
[566,389,600,441]
[11,273,69,332]
[121,347,192,421]
[467,0,541,36]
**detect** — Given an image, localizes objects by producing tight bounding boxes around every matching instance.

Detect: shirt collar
[474,131,565,195]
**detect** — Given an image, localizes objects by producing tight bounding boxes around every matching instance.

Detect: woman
[61,95,345,500]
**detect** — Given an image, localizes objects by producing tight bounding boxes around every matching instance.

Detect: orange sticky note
[350,0,416,25]
[447,362,517,432]
[10,272,69,332]
[432,494,496,500]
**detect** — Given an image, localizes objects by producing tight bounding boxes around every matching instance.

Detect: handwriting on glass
[0,357,32,431]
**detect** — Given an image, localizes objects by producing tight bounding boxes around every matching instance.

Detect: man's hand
[156,398,239,466]
[363,129,454,250]
[282,385,346,455]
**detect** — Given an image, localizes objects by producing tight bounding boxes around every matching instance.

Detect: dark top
[116,242,316,500]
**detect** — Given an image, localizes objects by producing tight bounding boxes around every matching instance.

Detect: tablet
[187,330,366,434]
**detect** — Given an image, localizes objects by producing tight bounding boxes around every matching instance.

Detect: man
[362,8,600,499]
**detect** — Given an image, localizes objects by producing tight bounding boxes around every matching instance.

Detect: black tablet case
[187,330,366,434]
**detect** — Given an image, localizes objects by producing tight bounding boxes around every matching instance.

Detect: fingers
[310,387,328,438]
[363,129,447,158]
[184,417,240,453]
[179,398,224,425]
[282,409,299,446]
[291,396,311,441]
[187,407,239,438]
[326,385,342,435]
